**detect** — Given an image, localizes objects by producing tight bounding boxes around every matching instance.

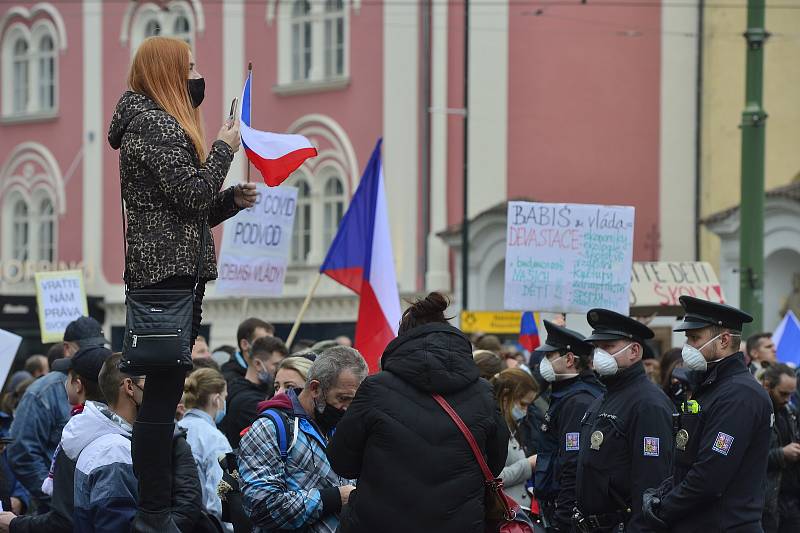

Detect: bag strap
[261,409,290,461]
[120,182,207,293]
[431,393,495,483]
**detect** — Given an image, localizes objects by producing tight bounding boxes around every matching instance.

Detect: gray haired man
[238,346,368,533]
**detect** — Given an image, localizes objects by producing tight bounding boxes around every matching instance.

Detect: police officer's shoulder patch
[565,432,580,451]
[712,432,734,456]
[643,437,660,457]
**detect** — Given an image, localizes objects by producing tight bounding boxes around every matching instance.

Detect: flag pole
[246,62,253,184]
[286,272,322,349]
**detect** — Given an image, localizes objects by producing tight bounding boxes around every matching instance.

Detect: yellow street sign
[460,311,523,334]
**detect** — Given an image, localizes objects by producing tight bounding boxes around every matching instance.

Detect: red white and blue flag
[519,311,540,352]
[239,71,317,186]
[320,139,401,371]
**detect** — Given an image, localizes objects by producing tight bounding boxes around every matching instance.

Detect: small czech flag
[519,311,540,352]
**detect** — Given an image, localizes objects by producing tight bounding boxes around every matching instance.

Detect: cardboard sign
[630,262,724,314]
[34,270,89,343]
[504,201,635,314]
[0,328,22,391]
[216,185,297,297]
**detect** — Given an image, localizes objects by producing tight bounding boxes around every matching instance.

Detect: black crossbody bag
[120,189,204,372]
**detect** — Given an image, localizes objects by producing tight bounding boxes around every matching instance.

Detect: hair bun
[409,292,449,322]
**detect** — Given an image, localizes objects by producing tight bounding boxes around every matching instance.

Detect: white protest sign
[504,202,635,314]
[216,185,297,297]
[34,270,89,343]
[0,328,22,392]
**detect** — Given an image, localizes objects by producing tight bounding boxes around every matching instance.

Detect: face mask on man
[592,343,634,377]
[539,354,578,383]
[681,334,724,372]
[187,78,205,108]
[314,396,346,433]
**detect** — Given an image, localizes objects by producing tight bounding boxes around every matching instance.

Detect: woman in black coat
[327,292,509,533]
[108,36,256,531]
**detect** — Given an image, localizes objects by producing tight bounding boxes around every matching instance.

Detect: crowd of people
[0,292,795,532]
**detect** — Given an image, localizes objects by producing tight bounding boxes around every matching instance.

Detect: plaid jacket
[238,392,347,533]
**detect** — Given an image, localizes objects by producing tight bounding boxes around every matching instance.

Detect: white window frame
[1,20,60,120]
[290,176,313,265]
[321,173,345,250]
[33,190,56,263]
[1,186,59,265]
[130,1,196,55]
[276,0,350,92]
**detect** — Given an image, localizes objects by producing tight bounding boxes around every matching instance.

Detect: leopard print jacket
[109,91,240,289]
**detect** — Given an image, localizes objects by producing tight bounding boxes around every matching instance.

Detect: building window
[279,0,349,87]
[37,197,55,262]
[12,38,30,114]
[291,0,312,82]
[37,35,56,112]
[292,180,312,263]
[144,18,161,37]
[11,199,29,262]
[173,14,192,45]
[323,0,345,78]
[323,176,345,249]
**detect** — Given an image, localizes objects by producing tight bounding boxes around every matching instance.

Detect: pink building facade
[0,1,699,350]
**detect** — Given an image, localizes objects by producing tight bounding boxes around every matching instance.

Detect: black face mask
[315,400,346,434]
[187,78,205,108]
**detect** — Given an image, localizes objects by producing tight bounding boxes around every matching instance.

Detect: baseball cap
[52,346,113,382]
[63,317,108,347]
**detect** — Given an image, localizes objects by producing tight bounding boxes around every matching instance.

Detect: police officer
[534,320,604,531]
[643,296,773,532]
[574,309,675,532]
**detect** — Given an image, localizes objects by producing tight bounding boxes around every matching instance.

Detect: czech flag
[320,139,401,371]
[774,310,800,366]
[240,71,317,186]
[519,311,540,352]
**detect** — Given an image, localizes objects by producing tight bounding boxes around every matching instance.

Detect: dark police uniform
[643,296,773,533]
[575,309,675,532]
[534,321,604,531]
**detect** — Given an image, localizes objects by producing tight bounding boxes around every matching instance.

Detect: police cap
[539,320,593,357]
[585,308,654,345]
[674,296,753,333]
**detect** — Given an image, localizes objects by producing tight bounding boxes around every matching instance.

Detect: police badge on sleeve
[643,437,660,457]
[712,432,735,456]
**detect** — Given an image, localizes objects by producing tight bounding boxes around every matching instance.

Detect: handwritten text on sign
[504,202,635,314]
[34,270,89,343]
[216,185,297,297]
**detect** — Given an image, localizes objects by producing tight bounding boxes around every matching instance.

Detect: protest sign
[216,185,297,297]
[34,270,89,343]
[504,201,635,314]
[630,261,724,315]
[0,328,22,390]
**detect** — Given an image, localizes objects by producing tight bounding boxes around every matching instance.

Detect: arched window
[12,199,29,262]
[323,0,345,78]
[173,14,192,46]
[323,176,345,249]
[12,38,29,114]
[37,34,56,111]
[291,0,312,82]
[37,197,55,262]
[292,180,312,263]
[144,18,161,38]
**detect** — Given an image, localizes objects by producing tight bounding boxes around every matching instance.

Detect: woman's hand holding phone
[217,119,240,153]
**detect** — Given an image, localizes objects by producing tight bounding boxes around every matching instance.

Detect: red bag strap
[431,393,495,483]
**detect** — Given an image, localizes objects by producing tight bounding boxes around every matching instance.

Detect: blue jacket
[238,389,347,533]
[68,401,137,533]
[177,408,231,519]
[8,372,70,507]
[0,413,29,512]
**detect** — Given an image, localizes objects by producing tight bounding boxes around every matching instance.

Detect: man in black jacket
[223,336,288,448]
[643,296,773,532]
[534,320,604,531]
[575,309,674,532]
[761,363,800,533]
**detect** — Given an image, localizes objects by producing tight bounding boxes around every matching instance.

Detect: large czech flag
[240,71,317,186]
[320,139,401,371]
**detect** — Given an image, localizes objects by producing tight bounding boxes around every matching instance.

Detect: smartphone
[228,97,238,121]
